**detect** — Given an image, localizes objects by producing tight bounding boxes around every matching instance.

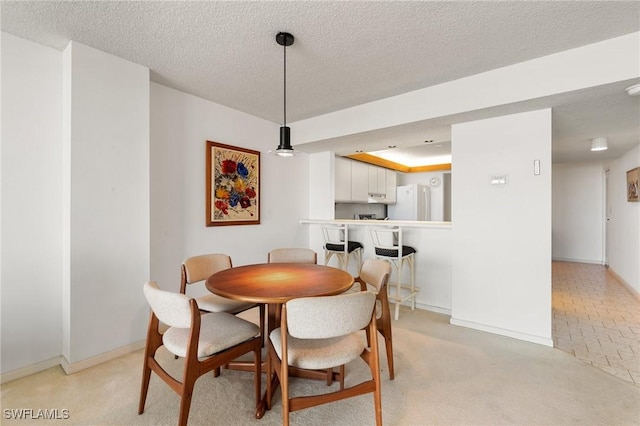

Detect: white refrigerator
[387,184,430,221]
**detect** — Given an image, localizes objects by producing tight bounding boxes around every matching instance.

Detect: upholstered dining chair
[181,254,264,342]
[266,291,381,426]
[139,281,262,426]
[267,248,317,264]
[268,247,343,385]
[356,258,394,379]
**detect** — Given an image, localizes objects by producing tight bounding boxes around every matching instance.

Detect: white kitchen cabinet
[334,156,352,202]
[334,156,396,204]
[368,165,386,195]
[351,161,369,202]
[385,170,397,203]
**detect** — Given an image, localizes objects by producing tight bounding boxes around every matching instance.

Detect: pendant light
[274,32,295,157]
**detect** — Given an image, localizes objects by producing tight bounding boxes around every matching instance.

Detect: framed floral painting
[206,141,260,226]
[627,167,639,202]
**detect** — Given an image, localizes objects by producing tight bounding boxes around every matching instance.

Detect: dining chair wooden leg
[339,365,345,390]
[368,320,383,426]
[326,367,333,386]
[139,312,161,415]
[253,344,262,409]
[266,344,276,410]
[138,365,152,415]
[178,375,197,426]
[384,335,394,380]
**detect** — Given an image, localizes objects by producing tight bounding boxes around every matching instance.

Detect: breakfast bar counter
[301,219,452,315]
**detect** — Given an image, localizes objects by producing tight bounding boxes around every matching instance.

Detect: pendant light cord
[283,41,287,127]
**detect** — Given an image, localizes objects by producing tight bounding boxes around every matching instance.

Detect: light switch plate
[490,174,508,186]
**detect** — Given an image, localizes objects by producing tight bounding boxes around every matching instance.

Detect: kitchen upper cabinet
[334,156,352,202]
[368,166,386,195]
[351,161,369,202]
[334,156,396,204]
[385,169,397,203]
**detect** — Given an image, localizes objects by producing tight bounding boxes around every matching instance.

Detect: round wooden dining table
[207,263,354,331]
[205,262,354,418]
[206,262,354,303]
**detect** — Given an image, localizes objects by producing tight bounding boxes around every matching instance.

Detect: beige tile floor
[553,261,640,386]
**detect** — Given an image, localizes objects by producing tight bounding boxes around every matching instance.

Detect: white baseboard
[61,340,145,374]
[1,356,63,384]
[607,268,640,301]
[449,318,554,347]
[1,340,145,383]
[414,301,451,316]
[552,257,603,265]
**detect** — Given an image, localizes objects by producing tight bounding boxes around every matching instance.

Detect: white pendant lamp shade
[591,137,608,152]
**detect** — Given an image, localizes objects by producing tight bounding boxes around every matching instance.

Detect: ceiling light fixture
[274,32,295,157]
[591,137,608,152]
[625,83,640,96]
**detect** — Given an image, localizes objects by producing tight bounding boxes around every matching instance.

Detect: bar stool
[369,226,418,320]
[321,223,363,276]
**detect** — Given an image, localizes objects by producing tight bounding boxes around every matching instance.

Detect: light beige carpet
[2,309,639,425]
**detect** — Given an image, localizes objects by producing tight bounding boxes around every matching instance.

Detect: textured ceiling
[2,1,639,162]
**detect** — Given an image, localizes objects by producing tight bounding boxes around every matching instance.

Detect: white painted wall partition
[606,145,640,294]
[293,33,639,144]
[451,109,553,346]
[1,33,63,375]
[62,42,150,367]
[552,162,605,264]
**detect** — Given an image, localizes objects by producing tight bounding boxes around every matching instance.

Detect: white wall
[606,145,640,294]
[1,33,63,374]
[552,162,605,264]
[62,42,150,365]
[451,109,553,346]
[150,83,311,295]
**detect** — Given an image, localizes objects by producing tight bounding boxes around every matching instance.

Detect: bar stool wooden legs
[369,226,418,320]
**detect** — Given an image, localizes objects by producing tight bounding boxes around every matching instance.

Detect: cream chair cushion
[164,313,259,359]
[269,329,364,370]
[144,281,259,359]
[183,254,231,283]
[196,294,255,314]
[144,281,192,328]
[268,248,317,264]
[268,291,375,370]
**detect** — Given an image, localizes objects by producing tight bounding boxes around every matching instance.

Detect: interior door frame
[603,168,610,267]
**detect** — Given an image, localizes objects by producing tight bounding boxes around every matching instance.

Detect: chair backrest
[369,226,402,260]
[181,254,232,292]
[143,281,192,328]
[359,258,391,294]
[268,248,317,264]
[322,223,347,248]
[285,291,375,339]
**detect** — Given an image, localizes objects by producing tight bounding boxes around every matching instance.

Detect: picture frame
[627,167,639,202]
[206,141,260,226]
